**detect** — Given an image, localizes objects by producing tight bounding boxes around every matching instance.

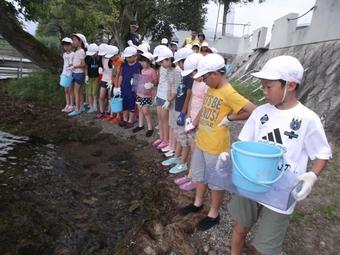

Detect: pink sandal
[179,181,197,191]
[175,176,191,186]
[152,139,162,147]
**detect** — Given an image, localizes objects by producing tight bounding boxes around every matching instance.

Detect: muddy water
[0,130,161,255]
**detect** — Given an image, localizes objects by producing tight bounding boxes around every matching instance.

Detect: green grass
[230,80,265,105]
[7,71,64,106]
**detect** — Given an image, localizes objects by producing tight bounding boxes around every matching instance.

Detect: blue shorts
[72,72,85,85]
[123,94,136,112]
[155,96,166,107]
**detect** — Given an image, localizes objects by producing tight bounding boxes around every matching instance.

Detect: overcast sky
[24,0,316,41]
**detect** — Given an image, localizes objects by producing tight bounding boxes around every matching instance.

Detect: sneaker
[111,117,121,124]
[80,107,86,113]
[164,150,175,158]
[152,139,162,147]
[65,106,74,113]
[161,145,172,153]
[157,141,168,149]
[61,106,69,112]
[178,203,203,216]
[68,110,81,117]
[169,163,188,174]
[133,126,144,133]
[175,176,191,186]
[161,157,180,166]
[87,108,95,113]
[196,215,220,231]
[123,122,134,129]
[179,181,196,191]
[119,121,127,127]
[146,129,154,137]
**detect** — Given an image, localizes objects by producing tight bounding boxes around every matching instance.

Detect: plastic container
[59,74,73,88]
[109,97,123,113]
[231,141,286,193]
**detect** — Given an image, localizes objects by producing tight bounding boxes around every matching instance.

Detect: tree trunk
[0,4,62,74]
[221,1,230,36]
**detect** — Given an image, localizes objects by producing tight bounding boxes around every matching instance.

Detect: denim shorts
[72,72,85,85]
[155,96,166,107]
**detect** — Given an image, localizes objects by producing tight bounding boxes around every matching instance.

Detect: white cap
[251,55,304,84]
[86,43,99,56]
[98,43,108,56]
[170,41,178,46]
[185,44,193,49]
[161,38,168,44]
[137,44,149,53]
[140,51,154,61]
[193,53,225,79]
[173,47,193,63]
[62,37,73,44]
[210,47,218,53]
[141,41,151,51]
[156,47,173,62]
[72,33,87,46]
[201,42,209,47]
[123,46,137,58]
[152,45,169,58]
[181,53,204,77]
[105,45,119,58]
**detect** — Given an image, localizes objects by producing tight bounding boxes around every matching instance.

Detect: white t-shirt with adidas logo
[238,102,332,215]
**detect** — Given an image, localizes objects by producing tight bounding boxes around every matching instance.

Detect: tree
[215,0,265,36]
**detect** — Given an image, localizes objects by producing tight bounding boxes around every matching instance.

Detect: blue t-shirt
[121,61,142,96]
[175,75,193,112]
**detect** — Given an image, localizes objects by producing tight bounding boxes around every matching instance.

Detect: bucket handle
[230,149,286,186]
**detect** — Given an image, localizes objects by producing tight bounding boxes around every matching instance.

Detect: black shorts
[136,96,152,107]
[100,81,108,89]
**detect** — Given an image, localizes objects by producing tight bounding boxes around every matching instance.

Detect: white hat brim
[98,51,107,56]
[105,54,114,58]
[86,51,97,56]
[181,68,194,77]
[156,56,168,63]
[193,70,209,79]
[251,71,280,80]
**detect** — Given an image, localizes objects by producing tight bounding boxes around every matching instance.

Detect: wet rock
[208,251,217,255]
[83,197,98,206]
[129,200,140,213]
[204,245,210,252]
[0,170,4,174]
[143,246,157,255]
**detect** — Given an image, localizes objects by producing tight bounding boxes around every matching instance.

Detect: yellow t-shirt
[196,83,248,154]
[185,37,199,46]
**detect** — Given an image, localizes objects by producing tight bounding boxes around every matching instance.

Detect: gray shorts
[228,195,290,255]
[155,96,166,107]
[174,112,189,147]
[191,146,224,191]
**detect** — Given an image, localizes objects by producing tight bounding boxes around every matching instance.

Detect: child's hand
[218,115,231,127]
[185,118,195,132]
[293,172,317,201]
[215,152,229,170]
[162,100,170,110]
[113,87,121,96]
[98,67,103,74]
[66,65,74,71]
[106,81,113,90]
[144,82,154,90]
[85,75,89,84]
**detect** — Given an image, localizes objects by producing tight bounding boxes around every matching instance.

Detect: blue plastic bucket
[59,74,73,88]
[109,97,123,113]
[231,141,286,193]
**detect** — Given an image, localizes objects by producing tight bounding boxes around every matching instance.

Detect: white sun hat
[251,55,304,84]
[62,37,73,44]
[72,33,87,46]
[155,47,173,62]
[181,53,204,77]
[141,51,154,61]
[137,44,149,53]
[105,45,119,58]
[123,46,137,58]
[201,42,209,47]
[210,47,218,53]
[161,38,169,44]
[185,44,193,49]
[152,45,169,59]
[173,47,193,64]
[98,43,109,56]
[193,53,225,79]
[86,43,99,56]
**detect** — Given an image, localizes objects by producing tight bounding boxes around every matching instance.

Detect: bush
[36,36,60,52]
[7,72,65,106]
[230,80,265,105]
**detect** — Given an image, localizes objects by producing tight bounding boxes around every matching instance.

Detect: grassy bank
[6,72,64,106]
[230,80,264,105]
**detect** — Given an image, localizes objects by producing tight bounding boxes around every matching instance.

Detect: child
[60,37,74,113]
[132,51,157,137]
[85,43,100,113]
[161,48,193,173]
[174,53,207,191]
[97,43,113,119]
[68,33,87,117]
[152,47,176,149]
[117,46,142,129]
[227,56,332,255]
[179,53,255,231]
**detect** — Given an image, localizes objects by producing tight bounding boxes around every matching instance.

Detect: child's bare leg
[175,141,182,158]
[194,183,208,207]
[88,95,94,109]
[70,84,74,106]
[65,88,70,106]
[161,109,169,142]
[231,224,250,255]
[156,106,163,140]
[128,111,134,123]
[138,106,144,127]
[99,88,106,113]
[208,190,224,218]
[142,106,153,130]
[180,145,190,164]
[122,110,128,122]
[74,83,81,110]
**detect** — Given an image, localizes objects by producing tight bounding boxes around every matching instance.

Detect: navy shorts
[123,94,136,112]
[72,72,85,85]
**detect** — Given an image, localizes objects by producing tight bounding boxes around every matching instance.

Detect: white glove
[98,67,103,74]
[136,101,141,107]
[161,100,170,110]
[66,65,74,71]
[113,87,121,96]
[85,75,89,84]
[293,172,317,201]
[144,82,154,90]
[106,82,113,90]
[215,152,229,170]
[127,40,134,47]
[218,115,230,127]
[185,118,195,132]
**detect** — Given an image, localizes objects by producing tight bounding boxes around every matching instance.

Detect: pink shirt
[135,67,157,98]
[190,80,208,120]
[72,49,85,73]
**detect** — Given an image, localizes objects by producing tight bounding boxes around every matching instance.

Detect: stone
[143,246,156,255]
[208,251,217,255]
[128,200,140,213]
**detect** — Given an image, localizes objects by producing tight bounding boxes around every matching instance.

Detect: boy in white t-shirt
[228,56,332,255]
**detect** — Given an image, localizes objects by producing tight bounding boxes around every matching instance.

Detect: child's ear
[287,82,298,91]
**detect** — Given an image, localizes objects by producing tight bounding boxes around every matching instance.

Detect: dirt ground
[0,84,339,255]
